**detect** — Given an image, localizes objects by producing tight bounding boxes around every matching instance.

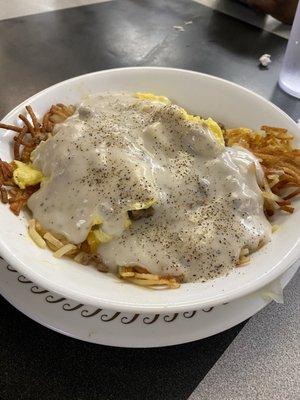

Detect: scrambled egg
[87,219,112,252]
[87,228,112,252]
[123,215,132,229]
[135,92,224,146]
[91,214,103,225]
[202,117,224,146]
[130,198,156,210]
[87,199,156,251]
[13,161,44,189]
[135,92,171,105]
[180,109,224,146]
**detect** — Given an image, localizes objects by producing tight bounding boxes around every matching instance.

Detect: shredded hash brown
[118,266,183,288]
[224,126,300,216]
[0,104,74,215]
[1,105,299,289]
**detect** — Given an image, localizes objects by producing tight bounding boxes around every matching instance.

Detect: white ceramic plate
[0,256,298,347]
[0,67,299,313]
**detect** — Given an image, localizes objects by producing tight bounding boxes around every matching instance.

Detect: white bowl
[0,67,299,313]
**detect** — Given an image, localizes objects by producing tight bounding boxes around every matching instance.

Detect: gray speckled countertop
[189,269,300,400]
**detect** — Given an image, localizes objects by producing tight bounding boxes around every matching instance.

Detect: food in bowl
[0,92,299,289]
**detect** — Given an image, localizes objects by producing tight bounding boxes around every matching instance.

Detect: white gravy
[28,92,271,282]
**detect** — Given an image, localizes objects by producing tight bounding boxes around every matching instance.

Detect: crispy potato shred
[28,219,108,272]
[224,125,300,216]
[118,266,183,289]
[237,247,250,267]
[0,104,75,215]
[1,105,299,289]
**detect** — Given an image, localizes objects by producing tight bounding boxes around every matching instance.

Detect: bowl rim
[0,66,299,313]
